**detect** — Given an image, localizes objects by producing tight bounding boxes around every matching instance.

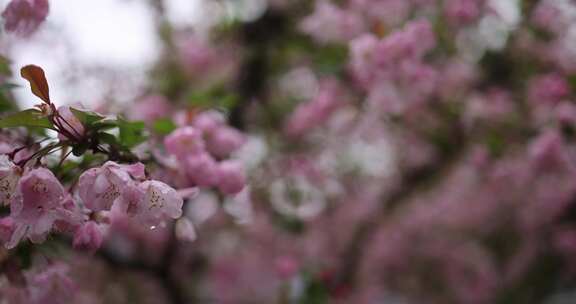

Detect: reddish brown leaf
[20,65,50,104]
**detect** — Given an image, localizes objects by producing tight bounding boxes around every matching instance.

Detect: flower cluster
[0,157,184,252]
[164,110,246,195]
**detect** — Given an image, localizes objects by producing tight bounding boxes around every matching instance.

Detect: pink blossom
[77,161,139,211]
[192,110,225,134]
[444,0,483,25]
[73,221,103,253]
[0,155,21,206]
[217,160,246,195]
[375,19,436,67]
[528,129,571,171]
[300,1,364,44]
[164,126,205,159]
[528,73,569,106]
[56,106,85,141]
[27,263,76,304]
[349,34,379,88]
[555,102,576,125]
[2,0,49,36]
[178,37,219,74]
[285,79,342,137]
[531,0,564,34]
[351,0,411,27]
[114,183,146,217]
[205,126,245,158]
[184,153,219,187]
[7,168,67,248]
[136,180,183,226]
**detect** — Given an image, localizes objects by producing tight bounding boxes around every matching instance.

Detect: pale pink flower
[8,168,66,248]
[72,221,103,253]
[136,180,183,227]
[192,110,225,134]
[164,126,205,159]
[178,37,219,74]
[205,126,245,158]
[375,19,436,67]
[0,155,21,206]
[349,34,379,88]
[56,106,85,141]
[528,73,569,106]
[444,0,483,25]
[300,1,364,44]
[77,161,142,211]
[114,183,146,217]
[217,160,246,195]
[27,263,76,304]
[2,0,49,36]
[284,79,342,137]
[184,153,219,187]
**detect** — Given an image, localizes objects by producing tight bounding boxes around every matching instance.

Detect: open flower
[7,168,67,248]
[77,161,143,211]
[73,221,103,253]
[136,180,183,227]
[0,155,21,206]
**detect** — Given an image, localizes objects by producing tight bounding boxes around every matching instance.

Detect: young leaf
[70,107,105,127]
[20,65,50,104]
[97,132,121,147]
[118,119,147,148]
[0,109,53,129]
[91,120,118,131]
[153,118,177,135]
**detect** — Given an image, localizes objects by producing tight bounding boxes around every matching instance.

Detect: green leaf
[0,55,11,76]
[152,118,177,135]
[70,107,105,128]
[0,109,53,129]
[91,119,118,131]
[118,119,147,148]
[97,132,121,147]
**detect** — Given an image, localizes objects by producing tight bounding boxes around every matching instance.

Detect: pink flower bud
[206,126,245,158]
[56,106,85,141]
[164,127,205,159]
[217,160,246,195]
[184,153,219,187]
[192,110,225,134]
[73,221,103,253]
